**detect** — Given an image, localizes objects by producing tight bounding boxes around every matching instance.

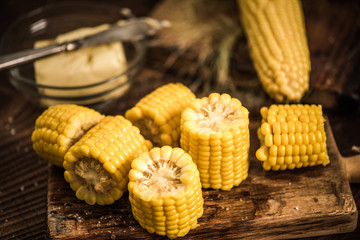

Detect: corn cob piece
[180,93,250,190]
[31,104,104,167]
[128,146,203,239]
[256,104,329,171]
[238,0,311,102]
[125,83,196,147]
[63,115,152,205]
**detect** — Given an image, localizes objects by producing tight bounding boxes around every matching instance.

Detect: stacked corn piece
[63,115,152,205]
[128,146,203,239]
[238,0,311,102]
[180,93,250,190]
[256,104,329,171]
[125,83,196,147]
[31,104,104,167]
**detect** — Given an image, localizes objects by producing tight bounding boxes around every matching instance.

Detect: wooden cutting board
[47,119,358,239]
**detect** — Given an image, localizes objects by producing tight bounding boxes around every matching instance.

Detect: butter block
[34,24,129,107]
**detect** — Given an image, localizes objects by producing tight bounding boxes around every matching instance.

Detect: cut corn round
[31,104,104,167]
[238,0,310,102]
[128,146,203,239]
[256,104,329,171]
[63,115,152,205]
[125,83,195,147]
[180,93,250,190]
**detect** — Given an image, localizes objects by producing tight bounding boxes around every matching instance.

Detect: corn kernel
[265,134,273,147]
[281,134,289,145]
[261,122,271,135]
[269,145,278,156]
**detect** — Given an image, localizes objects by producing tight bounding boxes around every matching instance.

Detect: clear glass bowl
[0,1,146,109]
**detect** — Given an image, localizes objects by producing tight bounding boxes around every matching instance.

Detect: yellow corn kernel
[31,104,104,167]
[237,0,310,102]
[63,116,152,205]
[128,146,203,239]
[255,104,329,171]
[180,93,250,190]
[125,83,195,147]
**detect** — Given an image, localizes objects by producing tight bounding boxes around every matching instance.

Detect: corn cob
[125,83,196,147]
[238,0,311,102]
[63,115,152,205]
[128,146,203,239]
[31,104,104,167]
[256,104,329,171]
[180,93,250,190]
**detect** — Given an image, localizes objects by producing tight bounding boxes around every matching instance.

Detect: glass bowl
[0,1,146,109]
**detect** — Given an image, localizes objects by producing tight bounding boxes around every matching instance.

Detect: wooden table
[0,0,359,239]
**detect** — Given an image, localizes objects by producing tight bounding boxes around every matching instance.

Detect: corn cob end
[63,115,151,205]
[129,146,203,238]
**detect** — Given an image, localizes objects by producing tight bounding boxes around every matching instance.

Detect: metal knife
[0,17,168,71]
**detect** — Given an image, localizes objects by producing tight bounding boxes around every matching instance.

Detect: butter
[34,24,129,107]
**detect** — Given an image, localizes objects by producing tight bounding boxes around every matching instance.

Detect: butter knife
[0,17,168,71]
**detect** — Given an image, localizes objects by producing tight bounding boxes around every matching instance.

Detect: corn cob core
[31,104,104,167]
[180,93,250,190]
[63,115,152,205]
[125,83,196,147]
[128,146,204,239]
[256,104,329,171]
[238,0,311,102]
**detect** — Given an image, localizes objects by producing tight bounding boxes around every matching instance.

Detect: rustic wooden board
[47,120,358,239]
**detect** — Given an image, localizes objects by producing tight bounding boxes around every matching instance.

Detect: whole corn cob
[238,0,311,102]
[180,93,250,190]
[256,104,329,171]
[31,104,104,167]
[125,83,196,147]
[63,115,152,205]
[128,146,203,239]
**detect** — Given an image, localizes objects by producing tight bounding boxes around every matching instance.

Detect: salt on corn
[180,93,250,190]
[128,146,203,239]
[256,104,329,171]
[63,115,152,205]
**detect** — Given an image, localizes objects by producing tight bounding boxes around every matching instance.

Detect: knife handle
[0,43,68,71]
[326,116,360,183]
[343,154,360,183]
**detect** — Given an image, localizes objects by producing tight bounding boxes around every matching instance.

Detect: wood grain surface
[46,118,357,239]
